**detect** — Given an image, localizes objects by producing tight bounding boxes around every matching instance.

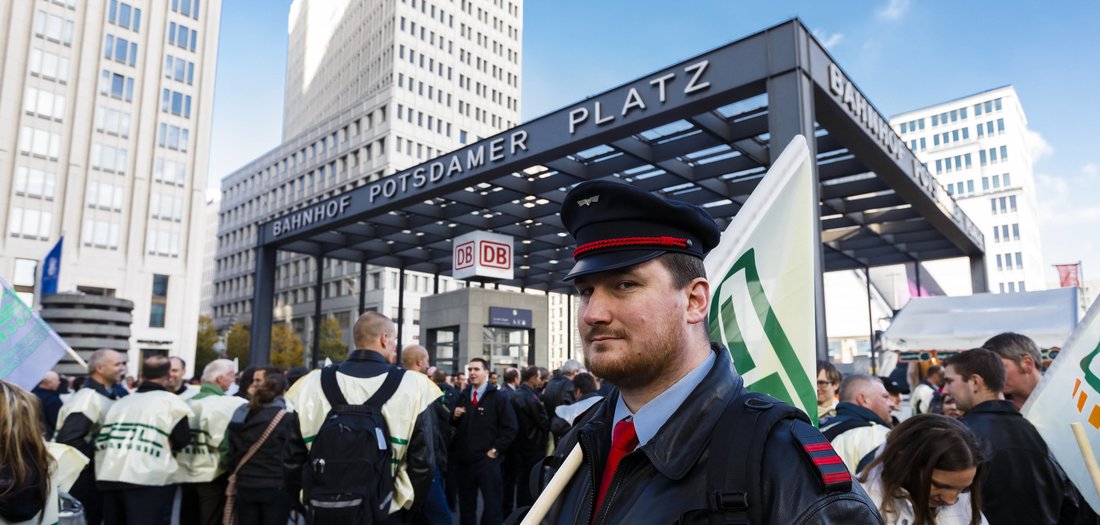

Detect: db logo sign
[455,241,475,270]
[481,241,511,269]
[452,232,515,281]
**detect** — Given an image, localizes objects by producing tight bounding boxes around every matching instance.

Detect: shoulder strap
[790,420,853,493]
[696,391,806,525]
[365,367,405,408]
[320,365,348,407]
[233,409,287,476]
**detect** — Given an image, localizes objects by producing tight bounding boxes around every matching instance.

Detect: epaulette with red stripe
[790,420,852,493]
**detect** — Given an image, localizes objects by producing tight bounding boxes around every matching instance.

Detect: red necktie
[594,418,637,515]
[472,389,478,407]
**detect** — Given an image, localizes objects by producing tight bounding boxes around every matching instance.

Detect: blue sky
[207,0,1100,286]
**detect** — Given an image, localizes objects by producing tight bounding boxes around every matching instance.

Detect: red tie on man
[472,389,479,407]
[594,418,638,515]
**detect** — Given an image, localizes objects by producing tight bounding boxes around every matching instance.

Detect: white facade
[890,86,1046,295]
[213,0,526,363]
[0,0,222,376]
[199,190,220,318]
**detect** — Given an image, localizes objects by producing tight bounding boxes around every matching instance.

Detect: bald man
[820,374,897,473]
[287,312,442,520]
[402,344,431,373]
[33,370,63,437]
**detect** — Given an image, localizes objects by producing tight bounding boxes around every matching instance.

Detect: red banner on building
[1055,263,1081,288]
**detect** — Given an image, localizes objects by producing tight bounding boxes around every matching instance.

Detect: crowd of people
[815,332,1098,524]
[3,178,1097,525]
[0,317,617,525]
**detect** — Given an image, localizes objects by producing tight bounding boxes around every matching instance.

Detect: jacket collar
[579,343,742,481]
[137,381,169,393]
[835,401,888,426]
[965,399,1017,415]
[86,378,118,399]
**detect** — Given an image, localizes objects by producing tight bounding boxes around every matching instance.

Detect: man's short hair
[982,332,1043,371]
[431,369,447,384]
[353,311,395,349]
[170,356,186,368]
[401,344,428,370]
[926,364,943,379]
[817,360,841,385]
[89,349,121,371]
[468,357,489,369]
[503,368,519,384]
[657,252,707,289]
[944,348,1005,393]
[573,373,598,396]
[201,359,235,383]
[143,355,171,380]
[838,374,879,403]
[561,359,582,376]
[520,366,540,383]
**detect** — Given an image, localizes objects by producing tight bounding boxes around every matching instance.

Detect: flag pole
[1071,422,1100,501]
[521,443,583,524]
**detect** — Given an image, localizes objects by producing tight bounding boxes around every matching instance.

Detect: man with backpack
[526,180,882,524]
[286,311,441,524]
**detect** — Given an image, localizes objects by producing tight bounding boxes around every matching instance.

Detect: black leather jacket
[962,400,1083,525]
[538,344,884,524]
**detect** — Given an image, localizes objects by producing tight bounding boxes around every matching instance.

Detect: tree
[318,316,348,363]
[194,315,218,374]
[270,324,305,368]
[226,324,251,370]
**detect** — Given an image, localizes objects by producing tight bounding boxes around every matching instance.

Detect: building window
[108,0,142,32]
[85,181,123,211]
[23,87,66,120]
[146,229,181,257]
[1015,252,1023,269]
[165,56,195,85]
[157,123,190,151]
[34,10,74,45]
[18,126,61,159]
[12,259,38,306]
[1012,223,1020,240]
[168,22,198,52]
[99,70,135,101]
[154,158,187,186]
[170,0,200,19]
[104,35,138,66]
[150,274,169,328]
[29,48,71,83]
[91,143,128,173]
[161,89,192,118]
[8,207,53,240]
[14,167,57,200]
[81,219,121,249]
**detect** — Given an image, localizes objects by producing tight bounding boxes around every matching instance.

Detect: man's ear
[685,277,710,325]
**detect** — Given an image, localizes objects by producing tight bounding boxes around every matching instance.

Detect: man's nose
[580,289,612,325]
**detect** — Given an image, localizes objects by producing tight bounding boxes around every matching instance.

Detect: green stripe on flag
[709,248,818,420]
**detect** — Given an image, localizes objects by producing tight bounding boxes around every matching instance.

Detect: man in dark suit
[452,358,517,525]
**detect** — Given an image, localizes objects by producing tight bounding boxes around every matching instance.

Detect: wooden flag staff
[521,443,584,525]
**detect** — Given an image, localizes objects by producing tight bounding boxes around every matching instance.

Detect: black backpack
[303,365,404,524]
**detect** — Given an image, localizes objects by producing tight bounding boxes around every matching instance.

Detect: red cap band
[573,236,688,259]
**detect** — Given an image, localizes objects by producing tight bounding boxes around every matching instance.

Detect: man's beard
[584,322,684,390]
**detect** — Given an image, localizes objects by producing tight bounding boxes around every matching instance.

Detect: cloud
[1025,129,1053,162]
[1084,163,1099,176]
[1036,173,1100,226]
[813,28,845,49]
[876,0,910,20]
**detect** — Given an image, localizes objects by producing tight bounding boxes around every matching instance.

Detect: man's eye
[616,281,636,290]
[575,287,593,297]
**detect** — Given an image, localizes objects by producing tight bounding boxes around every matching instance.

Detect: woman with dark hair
[859,414,988,525]
[227,372,307,525]
[0,380,55,523]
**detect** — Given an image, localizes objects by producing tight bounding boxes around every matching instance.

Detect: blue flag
[41,236,63,296]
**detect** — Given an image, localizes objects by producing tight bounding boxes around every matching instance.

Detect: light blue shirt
[471,382,488,403]
[612,350,716,447]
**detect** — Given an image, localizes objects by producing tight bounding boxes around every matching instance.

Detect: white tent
[881,288,1079,353]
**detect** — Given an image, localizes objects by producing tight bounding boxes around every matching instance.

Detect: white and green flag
[705,135,819,422]
[1023,295,1100,513]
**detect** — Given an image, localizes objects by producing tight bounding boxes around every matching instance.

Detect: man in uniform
[175,359,246,525]
[536,180,882,524]
[95,355,193,524]
[55,348,127,525]
[287,312,441,521]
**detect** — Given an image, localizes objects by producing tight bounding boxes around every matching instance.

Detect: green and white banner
[1023,295,1100,513]
[705,135,819,423]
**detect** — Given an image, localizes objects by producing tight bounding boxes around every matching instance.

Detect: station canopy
[253,19,985,300]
